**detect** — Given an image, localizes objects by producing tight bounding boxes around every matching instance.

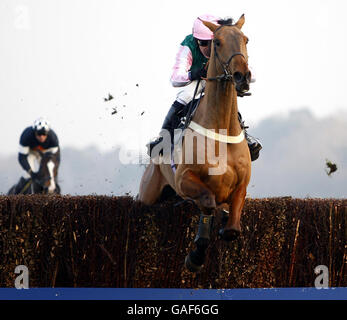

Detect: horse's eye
[245,37,249,44]
[214,39,221,47]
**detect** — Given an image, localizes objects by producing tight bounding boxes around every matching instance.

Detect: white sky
[1,0,347,155]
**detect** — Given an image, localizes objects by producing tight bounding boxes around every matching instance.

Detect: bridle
[207,24,247,83]
[183,24,251,131]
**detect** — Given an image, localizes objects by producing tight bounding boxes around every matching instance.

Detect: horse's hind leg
[138,163,165,205]
[176,169,216,272]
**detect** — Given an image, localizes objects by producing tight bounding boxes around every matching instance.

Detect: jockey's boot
[147,100,185,156]
[238,112,262,161]
[14,177,29,194]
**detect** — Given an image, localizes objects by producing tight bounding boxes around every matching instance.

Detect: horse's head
[37,151,59,194]
[202,15,251,94]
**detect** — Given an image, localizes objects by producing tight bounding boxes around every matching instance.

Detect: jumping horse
[139,15,252,272]
[8,151,61,195]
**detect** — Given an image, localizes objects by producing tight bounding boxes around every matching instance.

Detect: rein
[19,179,33,194]
[182,74,204,131]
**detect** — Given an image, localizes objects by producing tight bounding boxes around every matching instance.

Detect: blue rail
[0,287,346,300]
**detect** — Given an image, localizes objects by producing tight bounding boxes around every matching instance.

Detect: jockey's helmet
[193,14,220,40]
[33,117,50,135]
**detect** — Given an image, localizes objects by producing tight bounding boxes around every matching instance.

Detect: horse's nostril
[233,72,243,83]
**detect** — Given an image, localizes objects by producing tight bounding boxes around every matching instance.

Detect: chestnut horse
[139,15,252,272]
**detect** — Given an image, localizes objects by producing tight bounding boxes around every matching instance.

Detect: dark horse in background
[8,151,61,195]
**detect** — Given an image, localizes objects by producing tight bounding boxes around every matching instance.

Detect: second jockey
[14,117,60,193]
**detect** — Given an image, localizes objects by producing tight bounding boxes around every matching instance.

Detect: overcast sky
[1,0,346,155]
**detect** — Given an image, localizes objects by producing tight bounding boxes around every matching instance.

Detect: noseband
[207,25,247,83]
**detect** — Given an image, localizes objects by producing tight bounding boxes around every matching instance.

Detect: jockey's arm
[170,45,193,87]
[18,145,31,173]
[18,128,34,174]
[46,130,60,155]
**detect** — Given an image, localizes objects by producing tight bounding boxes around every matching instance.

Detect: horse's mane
[217,18,234,26]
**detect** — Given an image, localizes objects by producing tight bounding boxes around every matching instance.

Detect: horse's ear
[235,14,245,29]
[201,19,219,34]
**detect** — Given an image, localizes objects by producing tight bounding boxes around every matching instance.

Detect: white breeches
[176,80,206,105]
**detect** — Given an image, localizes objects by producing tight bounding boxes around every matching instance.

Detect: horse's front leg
[185,209,215,272]
[176,169,216,272]
[219,184,247,241]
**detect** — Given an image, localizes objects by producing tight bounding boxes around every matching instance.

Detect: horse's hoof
[219,228,240,242]
[185,253,202,273]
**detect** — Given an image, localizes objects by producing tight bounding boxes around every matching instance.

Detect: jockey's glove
[189,67,207,81]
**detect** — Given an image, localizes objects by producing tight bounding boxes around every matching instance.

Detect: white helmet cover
[33,117,50,134]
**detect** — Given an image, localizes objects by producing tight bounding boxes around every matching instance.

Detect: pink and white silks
[170,45,256,106]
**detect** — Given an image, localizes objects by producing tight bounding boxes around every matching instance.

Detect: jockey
[14,117,60,193]
[148,14,262,161]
